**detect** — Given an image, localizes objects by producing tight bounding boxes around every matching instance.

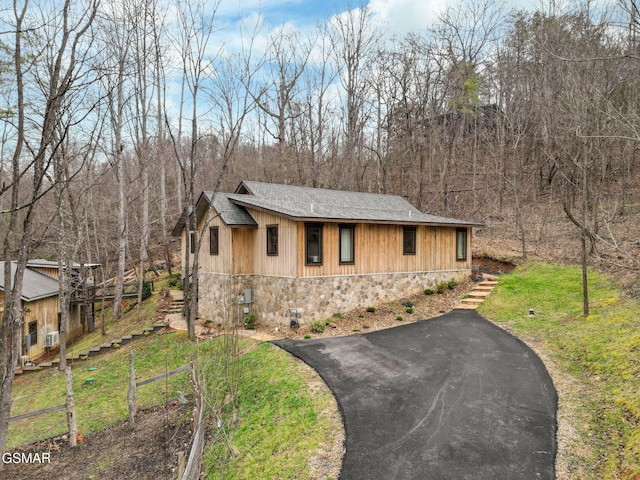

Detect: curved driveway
[273,310,556,480]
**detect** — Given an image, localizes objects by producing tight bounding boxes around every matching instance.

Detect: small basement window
[456,228,468,261]
[267,225,278,256]
[403,226,416,255]
[305,223,323,265]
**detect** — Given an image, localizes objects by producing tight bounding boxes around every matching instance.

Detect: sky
[213,0,537,39]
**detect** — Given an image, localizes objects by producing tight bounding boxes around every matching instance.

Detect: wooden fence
[10,353,204,478]
[9,404,65,423]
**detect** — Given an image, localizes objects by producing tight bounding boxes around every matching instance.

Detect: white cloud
[368,0,449,34]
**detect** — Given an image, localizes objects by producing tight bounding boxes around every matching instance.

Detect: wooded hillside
[1,0,639,285]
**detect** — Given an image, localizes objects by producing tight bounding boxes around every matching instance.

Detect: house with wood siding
[172,181,482,326]
[0,260,96,363]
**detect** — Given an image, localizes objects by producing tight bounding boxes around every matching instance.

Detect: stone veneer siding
[198,269,470,327]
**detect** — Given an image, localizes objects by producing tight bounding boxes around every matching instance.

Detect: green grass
[9,331,198,446]
[65,293,162,358]
[203,342,339,480]
[479,262,640,479]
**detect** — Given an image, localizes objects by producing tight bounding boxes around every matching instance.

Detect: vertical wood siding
[185,205,472,278]
[191,210,234,275]
[298,223,471,277]
[248,210,297,276]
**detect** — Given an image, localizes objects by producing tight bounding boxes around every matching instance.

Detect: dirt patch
[1,402,194,480]
[473,256,516,276]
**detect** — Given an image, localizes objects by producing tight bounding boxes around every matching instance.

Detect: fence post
[128,350,137,425]
[64,366,77,447]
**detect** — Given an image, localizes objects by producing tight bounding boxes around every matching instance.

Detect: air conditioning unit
[45,331,59,348]
[20,356,29,367]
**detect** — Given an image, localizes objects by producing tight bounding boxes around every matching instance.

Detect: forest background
[1,0,640,464]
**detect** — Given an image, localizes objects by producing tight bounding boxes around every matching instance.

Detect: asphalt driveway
[273,309,557,480]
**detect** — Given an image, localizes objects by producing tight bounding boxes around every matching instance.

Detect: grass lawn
[10,322,342,479]
[203,342,341,480]
[479,262,640,480]
[9,331,198,447]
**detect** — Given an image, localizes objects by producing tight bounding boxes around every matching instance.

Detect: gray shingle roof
[0,261,60,302]
[171,192,257,236]
[171,181,481,235]
[231,181,479,226]
[209,193,258,226]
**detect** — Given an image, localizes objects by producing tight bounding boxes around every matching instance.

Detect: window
[305,223,323,265]
[339,225,355,264]
[403,227,417,255]
[209,227,219,255]
[456,228,468,261]
[27,321,37,349]
[266,225,278,256]
[189,231,196,254]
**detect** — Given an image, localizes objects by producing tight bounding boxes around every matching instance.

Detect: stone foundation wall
[198,269,470,327]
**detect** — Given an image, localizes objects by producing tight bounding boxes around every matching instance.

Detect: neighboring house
[0,260,98,363]
[172,181,482,326]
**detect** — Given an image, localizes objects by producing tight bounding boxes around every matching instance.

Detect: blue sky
[214,0,537,38]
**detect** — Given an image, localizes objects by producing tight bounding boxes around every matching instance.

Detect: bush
[405,308,414,314]
[448,280,458,289]
[243,314,257,330]
[396,316,403,322]
[366,307,376,313]
[424,288,435,295]
[304,334,312,339]
[332,312,343,318]
[311,321,326,334]
[141,279,153,300]
[436,282,449,294]
[402,301,414,308]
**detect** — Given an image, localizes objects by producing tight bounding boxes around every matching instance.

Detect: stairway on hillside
[166,290,185,315]
[456,274,499,310]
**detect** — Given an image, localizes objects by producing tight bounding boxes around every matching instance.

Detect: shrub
[366,306,376,313]
[141,279,153,300]
[396,316,403,321]
[436,282,449,294]
[304,334,312,339]
[424,288,435,295]
[167,277,178,287]
[448,280,458,289]
[311,321,326,334]
[332,312,343,318]
[243,314,257,330]
[402,301,414,308]
[405,308,414,314]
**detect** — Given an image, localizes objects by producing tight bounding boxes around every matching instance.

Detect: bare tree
[329,3,380,187]
[255,26,310,184]
[0,0,98,461]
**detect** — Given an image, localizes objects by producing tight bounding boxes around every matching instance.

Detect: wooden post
[64,366,77,447]
[128,350,137,425]
[177,451,186,479]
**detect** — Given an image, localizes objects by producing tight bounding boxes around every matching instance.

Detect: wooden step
[473,285,494,291]
[455,303,479,310]
[467,291,491,299]
[461,298,485,304]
